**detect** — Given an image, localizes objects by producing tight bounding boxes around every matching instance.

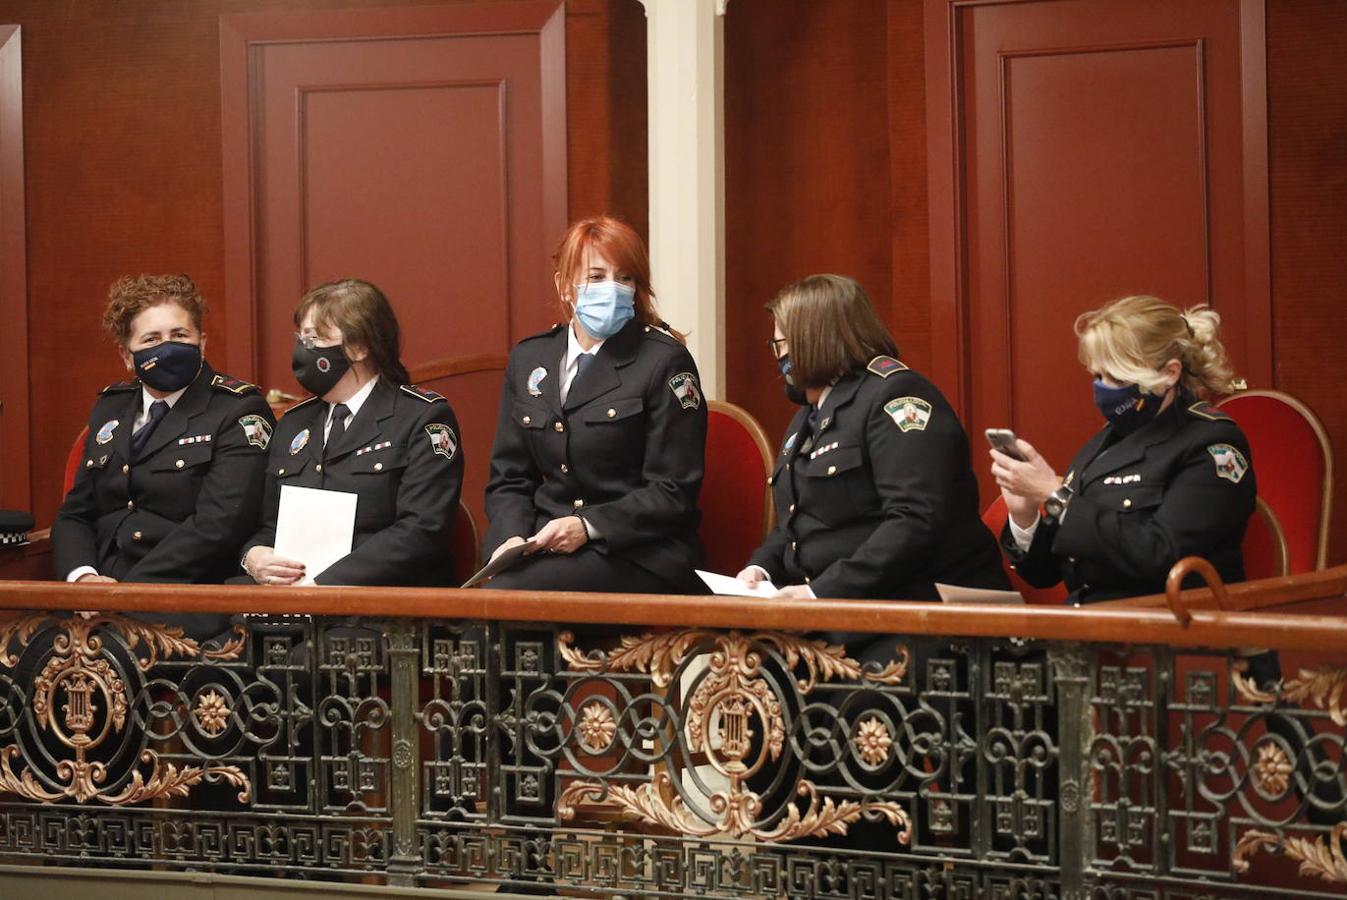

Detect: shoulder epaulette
[866,355,908,379]
[401,384,445,403]
[100,379,138,395]
[640,322,681,344]
[520,323,566,343]
[210,374,259,396]
[286,396,321,413]
[1187,401,1232,422]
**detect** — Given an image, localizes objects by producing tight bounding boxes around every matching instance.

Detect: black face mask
[292,338,351,397]
[777,354,808,406]
[133,340,202,393]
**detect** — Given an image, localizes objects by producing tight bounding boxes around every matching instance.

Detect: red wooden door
[927,0,1270,493]
[221,2,567,530]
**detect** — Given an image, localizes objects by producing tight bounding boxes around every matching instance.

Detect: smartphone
[985,428,1026,462]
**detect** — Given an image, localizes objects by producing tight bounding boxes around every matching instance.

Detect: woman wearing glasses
[738,274,1006,600]
[239,279,463,586]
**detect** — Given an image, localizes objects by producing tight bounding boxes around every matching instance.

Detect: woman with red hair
[483,216,707,593]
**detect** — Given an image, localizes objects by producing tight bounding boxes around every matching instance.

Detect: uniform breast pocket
[513,400,549,432]
[150,443,214,475]
[350,447,409,527]
[801,445,869,524]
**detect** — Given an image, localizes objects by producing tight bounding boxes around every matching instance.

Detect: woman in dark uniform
[53,274,274,587]
[737,274,1007,600]
[240,279,463,586]
[484,215,707,593]
[990,295,1256,603]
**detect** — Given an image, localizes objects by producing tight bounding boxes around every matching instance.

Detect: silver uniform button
[522,415,532,425]
[278,467,286,476]
[315,464,323,473]
[607,408,616,418]
[85,460,93,469]
[121,464,130,475]
[1122,498,1132,509]
[573,499,584,509]
[374,462,383,471]
[560,464,569,474]
[788,503,796,513]
[175,459,185,469]
[127,500,135,510]
[132,531,143,542]
[554,421,565,433]
[826,465,836,476]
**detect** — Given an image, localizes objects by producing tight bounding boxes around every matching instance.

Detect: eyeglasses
[767,337,788,358]
[294,331,340,351]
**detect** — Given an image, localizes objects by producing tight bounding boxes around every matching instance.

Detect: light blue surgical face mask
[574,280,636,340]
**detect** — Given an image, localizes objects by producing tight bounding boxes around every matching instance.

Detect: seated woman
[483,216,707,594]
[240,279,463,586]
[53,274,274,587]
[990,295,1255,603]
[738,274,1007,600]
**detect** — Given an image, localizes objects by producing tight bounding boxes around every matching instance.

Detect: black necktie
[806,404,822,436]
[130,400,169,459]
[324,403,350,457]
[574,352,594,381]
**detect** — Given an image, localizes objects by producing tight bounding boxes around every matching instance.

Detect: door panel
[928,0,1269,491]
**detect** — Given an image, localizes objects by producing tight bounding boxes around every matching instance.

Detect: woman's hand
[736,566,768,588]
[773,584,814,600]
[528,516,589,555]
[75,574,117,584]
[989,439,1063,528]
[244,546,305,585]
[490,535,527,562]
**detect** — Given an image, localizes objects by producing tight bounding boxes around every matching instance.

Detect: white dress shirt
[559,322,604,405]
[323,375,379,441]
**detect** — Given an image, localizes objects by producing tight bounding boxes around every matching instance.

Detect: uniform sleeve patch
[239,414,272,450]
[883,396,932,432]
[426,423,458,460]
[1207,443,1249,483]
[401,384,445,403]
[867,355,909,379]
[668,372,702,410]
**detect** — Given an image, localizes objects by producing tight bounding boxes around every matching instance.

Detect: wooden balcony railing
[0,566,1340,897]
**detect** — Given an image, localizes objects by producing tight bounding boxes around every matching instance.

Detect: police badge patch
[426,423,457,460]
[240,415,272,450]
[1207,443,1249,484]
[668,372,702,410]
[95,420,120,444]
[883,397,932,432]
[527,366,547,397]
[289,428,310,455]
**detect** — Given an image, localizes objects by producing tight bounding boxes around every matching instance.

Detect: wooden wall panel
[0,25,25,512]
[1266,0,1347,565]
[8,0,640,531]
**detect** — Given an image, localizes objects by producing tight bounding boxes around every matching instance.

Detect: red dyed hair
[552,216,684,342]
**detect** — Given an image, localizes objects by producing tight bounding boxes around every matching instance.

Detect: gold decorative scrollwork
[555,629,912,845]
[0,612,252,806]
[1232,660,1347,725]
[1234,823,1347,884]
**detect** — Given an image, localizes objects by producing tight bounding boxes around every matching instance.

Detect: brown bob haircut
[294,279,411,386]
[766,274,898,389]
[102,274,206,348]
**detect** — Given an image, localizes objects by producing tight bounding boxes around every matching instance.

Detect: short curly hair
[102,274,206,347]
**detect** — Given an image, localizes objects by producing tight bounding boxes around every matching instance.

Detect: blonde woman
[991,295,1256,603]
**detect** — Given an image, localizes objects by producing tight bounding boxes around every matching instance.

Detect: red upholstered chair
[980,495,1069,605]
[63,425,90,495]
[1216,390,1333,573]
[1243,496,1290,581]
[700,401,776,576]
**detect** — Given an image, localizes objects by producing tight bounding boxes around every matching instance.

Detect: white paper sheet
[935,582,1025,604]
[275,485,357,582]
[696,569,777,598]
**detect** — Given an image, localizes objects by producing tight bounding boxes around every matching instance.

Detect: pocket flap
[514,401,547,429]
[804,445,863,477]
[581,396,644,424]
[150,442,214,472]
[351,446,409,475]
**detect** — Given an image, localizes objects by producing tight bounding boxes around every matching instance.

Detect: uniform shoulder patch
[866,355,909,379]
[100,379,138,394]
[425,423,458,460]
[211,374,259,395]
[239,414,272,450]
[1188,401,1232,422]
[883,396,932,432]
[401,384,445,403]
[668,372,702,410]
[1207,443,1249,483]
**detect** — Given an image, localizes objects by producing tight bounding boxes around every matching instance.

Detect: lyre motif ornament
[0,612,252,805]
[556,628,912,844]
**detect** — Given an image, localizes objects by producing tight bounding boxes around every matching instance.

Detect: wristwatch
[1043,483,1074,521]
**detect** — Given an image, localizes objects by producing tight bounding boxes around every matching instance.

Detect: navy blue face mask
[133,340,202,393]
[778,354,807,405]
[1093,379,1166,436]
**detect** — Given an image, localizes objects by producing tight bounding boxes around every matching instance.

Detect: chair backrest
[450,500,481,586]
[700,400,776,576]
[63,426,90,496]
[1243,496,1290,581]
[1216,390,1333,572]
[980,494,1069,605]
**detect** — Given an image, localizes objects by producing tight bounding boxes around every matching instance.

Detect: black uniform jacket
[242,377,464,586]
[484,320,707,587]
[1002,394,1257,604]
[749,357,1008,600]
[52,363,274,583]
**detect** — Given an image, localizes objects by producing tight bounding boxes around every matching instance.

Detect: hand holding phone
[985,428,1027,462]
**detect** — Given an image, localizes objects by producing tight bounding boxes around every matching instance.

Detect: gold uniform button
[573,499,584,509]
[85,460,93,469]
[1122,498,1132,509]
[826,465,837,476]
[278,467,286,476]
[791,541,797,551]
[607,408,617,418]
[175,459,185,469]
[132,531,143,542]
[788,503,796,513]
[373,462,383,471]
[554,421,565,433]
[560,464,569,474]
[121,464,130,475]
[315,464,323,473]
[126,500,135,510]
[522,415,532,425]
